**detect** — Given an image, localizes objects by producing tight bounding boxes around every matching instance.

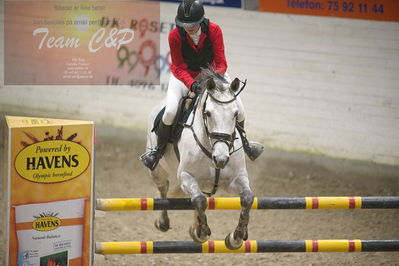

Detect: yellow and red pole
[96,196,399,211]
[95,239,399,254]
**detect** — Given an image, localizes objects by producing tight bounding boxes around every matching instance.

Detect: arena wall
[0,2,398,166]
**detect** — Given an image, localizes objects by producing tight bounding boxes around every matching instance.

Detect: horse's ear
[206,78,216,91]
[230,78,240,93]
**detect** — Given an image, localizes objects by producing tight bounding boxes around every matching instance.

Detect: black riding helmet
[175,0,205,28]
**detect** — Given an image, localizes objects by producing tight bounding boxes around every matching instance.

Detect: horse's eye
[205,111,211,117]
[234,111,238,117]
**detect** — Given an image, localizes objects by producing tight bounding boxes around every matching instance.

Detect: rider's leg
[162,74,187,125]
[141,74,188,170]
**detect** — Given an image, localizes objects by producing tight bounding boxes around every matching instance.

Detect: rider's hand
[191,82,202,94]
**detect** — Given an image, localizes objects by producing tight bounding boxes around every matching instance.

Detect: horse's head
[201,75,241,169]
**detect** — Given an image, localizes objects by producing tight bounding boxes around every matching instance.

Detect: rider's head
[175,0,204,34]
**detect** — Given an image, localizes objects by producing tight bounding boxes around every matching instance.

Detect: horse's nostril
[212,155,229,169]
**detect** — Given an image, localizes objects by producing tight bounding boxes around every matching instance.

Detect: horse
[144,69,254,250]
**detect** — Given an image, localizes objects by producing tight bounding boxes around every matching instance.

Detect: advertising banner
[4,1,160,85]
[4,116,94,266]
[259,0,399,22]
[158,0,242,8]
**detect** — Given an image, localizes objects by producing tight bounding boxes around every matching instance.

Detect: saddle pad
[151,107,165,133]
[152,96,196,143]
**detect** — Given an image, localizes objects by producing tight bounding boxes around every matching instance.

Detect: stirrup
[139,149,160,170]
[245,141,264,161]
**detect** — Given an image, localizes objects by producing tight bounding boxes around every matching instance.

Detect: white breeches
[162,73,246,125]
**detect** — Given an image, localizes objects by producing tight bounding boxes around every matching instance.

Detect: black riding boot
[140,120,172,170]
[237,120,264,161]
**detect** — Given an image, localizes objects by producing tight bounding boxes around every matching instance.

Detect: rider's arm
[209,23,227,75]
[168,30,196,90]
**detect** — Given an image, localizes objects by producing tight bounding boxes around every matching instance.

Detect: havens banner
[4,1,160,85]
[5,116,94,266]
[259,0,399,22]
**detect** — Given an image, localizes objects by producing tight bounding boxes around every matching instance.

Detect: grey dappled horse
[145,69,254,249]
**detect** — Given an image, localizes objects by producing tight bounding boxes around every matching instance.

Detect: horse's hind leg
[180,171,211,243]
[150,166,170,232]
[225,174,254,250]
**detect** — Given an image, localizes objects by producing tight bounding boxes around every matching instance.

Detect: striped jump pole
[95,239,399,254]
[96,196,399,211]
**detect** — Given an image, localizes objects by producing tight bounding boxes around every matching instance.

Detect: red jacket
[168,21,228,90]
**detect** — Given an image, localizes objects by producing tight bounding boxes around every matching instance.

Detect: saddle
[151,93,198,144]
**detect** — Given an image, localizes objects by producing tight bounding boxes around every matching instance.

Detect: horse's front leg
[226,171,254,250]
[180,171,211,243]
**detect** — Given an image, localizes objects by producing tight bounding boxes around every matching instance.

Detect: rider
[141,0,263,170]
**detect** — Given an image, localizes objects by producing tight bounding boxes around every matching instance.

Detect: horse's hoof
[154,218,169,232]
[225,232,243,250]
[189,225,210,243]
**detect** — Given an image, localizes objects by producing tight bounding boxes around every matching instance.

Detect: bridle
[207,78,246,104]
[202,78,246,155]
[183,80,247,160]
[202,93,236,155]
[187,78,247,160]
[183,78,246,196]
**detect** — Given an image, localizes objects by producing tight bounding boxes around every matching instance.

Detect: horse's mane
[198,67,228,91]
[200,67,227,82]
[196,67,233,107]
